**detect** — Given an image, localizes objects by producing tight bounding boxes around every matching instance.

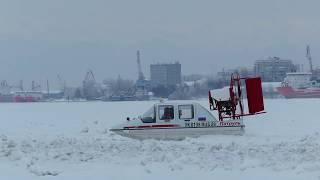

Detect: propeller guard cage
[209,74,265,121]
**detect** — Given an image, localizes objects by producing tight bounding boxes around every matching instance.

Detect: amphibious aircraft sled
[110,74,266,140]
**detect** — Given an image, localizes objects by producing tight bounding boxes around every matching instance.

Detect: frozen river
[0,99,320,179]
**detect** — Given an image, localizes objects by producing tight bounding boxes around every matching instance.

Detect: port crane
[306,45,313,73]
[137,50,145,81]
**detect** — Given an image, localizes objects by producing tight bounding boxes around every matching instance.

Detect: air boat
[110,74,265,140]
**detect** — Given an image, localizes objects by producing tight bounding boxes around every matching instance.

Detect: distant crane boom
[137,50,145,80]
[306,45,313,73]
[84,70,96,82]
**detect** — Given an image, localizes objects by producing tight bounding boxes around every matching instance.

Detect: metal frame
[209,73,266,121]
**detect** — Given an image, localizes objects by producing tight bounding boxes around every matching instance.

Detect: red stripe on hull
[125,124,179,129]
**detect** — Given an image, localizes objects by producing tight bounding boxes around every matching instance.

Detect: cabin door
[178,104,195,123]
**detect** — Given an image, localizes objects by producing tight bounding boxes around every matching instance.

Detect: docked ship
[277,45,320,98]
[276,72,320,98]
[0,91,43,102]
[0,81,43,102]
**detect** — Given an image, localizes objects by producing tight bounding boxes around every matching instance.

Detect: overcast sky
[0,0,320,88]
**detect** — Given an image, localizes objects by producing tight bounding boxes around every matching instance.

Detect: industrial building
[254,57,297,82]
[150,62,182,87]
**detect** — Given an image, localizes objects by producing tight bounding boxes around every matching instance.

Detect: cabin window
[141,106,156,123]
[178,105,194,119]
[159,105,174,120]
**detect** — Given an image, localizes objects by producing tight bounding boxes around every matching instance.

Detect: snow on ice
[0,100,320,179]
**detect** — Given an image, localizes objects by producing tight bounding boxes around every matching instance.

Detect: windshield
[141,106,156,123]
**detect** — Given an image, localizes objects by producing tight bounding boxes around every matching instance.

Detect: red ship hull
[0,95,37,102]
[276,86,320,98]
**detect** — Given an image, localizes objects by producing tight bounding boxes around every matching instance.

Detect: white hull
[111,126,245,140]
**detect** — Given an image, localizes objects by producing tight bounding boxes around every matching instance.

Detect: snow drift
[0,100,320,179]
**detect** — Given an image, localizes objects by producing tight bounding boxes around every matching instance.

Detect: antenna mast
[46,79,50,95]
